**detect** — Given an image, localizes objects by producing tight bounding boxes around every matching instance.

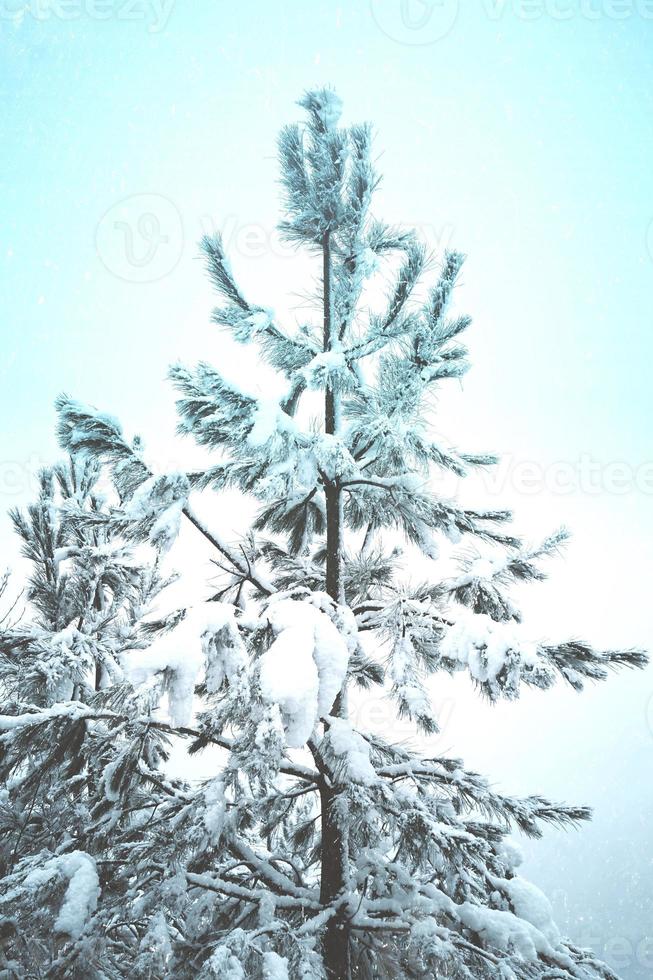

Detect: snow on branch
[0,704,88,731]
[439,528,571,622]
[439,610,647,698]
[438,612,555,700]
[55,394,149,498]
[170,361,304,464]
[368,591,645,704]
[258,594,353,747]
[122,603,246,726]
[55,394,275,594]
[344,478,518,558]
[202,233,316,376]
[1,850,100,940]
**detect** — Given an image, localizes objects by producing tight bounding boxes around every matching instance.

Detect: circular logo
[370,0,459,45]
[646,219,653,266]
[95,193,183,283]
[645,692,653,740]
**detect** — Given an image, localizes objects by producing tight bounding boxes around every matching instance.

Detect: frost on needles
[0,88,647,980]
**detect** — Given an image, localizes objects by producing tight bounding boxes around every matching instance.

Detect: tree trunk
[320,230,351,980]
[320,781,352,980]
[323,231,343,605]
[94,583,105,691]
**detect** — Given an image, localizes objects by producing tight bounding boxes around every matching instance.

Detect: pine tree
[0,89,647,980]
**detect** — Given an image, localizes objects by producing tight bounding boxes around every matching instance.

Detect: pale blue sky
[2,2,653,975]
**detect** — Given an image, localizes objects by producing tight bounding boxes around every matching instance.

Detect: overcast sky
[2,2,652,975]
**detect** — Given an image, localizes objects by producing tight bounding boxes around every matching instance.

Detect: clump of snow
[293,447,319,491]
[52,545,77,567]
[247,399,298,448]
[310,609,352,715]
[467,557,496,580]
[446,555,499,590]
[123,472,190,551]
[23,851,100,939]
[149,498,185,551]
[413,518,440,561]
[203,778,226,845]
[357,245,380,279]
[259,597,351,747]
[139,912,172,968]
[491,875,560,946]
[248,308,273,335]
[61,399,123,450]
[124,604,242,727]
[257,891,277,928]
[208,945,245,978]
[259,621,319,748]
[37,622,85,701]
[102,749,129,803]
[326,717,377,785]
[497,839,523,872]
[439,613,539,685]
[231,308,275,344]
[458,903,550,962]
[123,472,188,520]
[316,90,343,130]
[388,634,436,729]
[301,350,347,390]
[313,434,357,481]
[262,951,289,979]
[203,605,247,694]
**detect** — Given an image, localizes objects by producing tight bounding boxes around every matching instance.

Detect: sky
[1,1,653,976]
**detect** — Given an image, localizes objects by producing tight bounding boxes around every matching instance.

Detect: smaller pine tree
[0,89,646,980]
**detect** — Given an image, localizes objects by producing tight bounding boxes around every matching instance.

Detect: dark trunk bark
[324,479,343,605]
[94,584,104,691]
[320,231,351,980]
[320,781,352,979]
[323,231,343,605]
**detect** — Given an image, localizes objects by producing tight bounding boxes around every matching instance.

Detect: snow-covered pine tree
[0,89,647,980]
